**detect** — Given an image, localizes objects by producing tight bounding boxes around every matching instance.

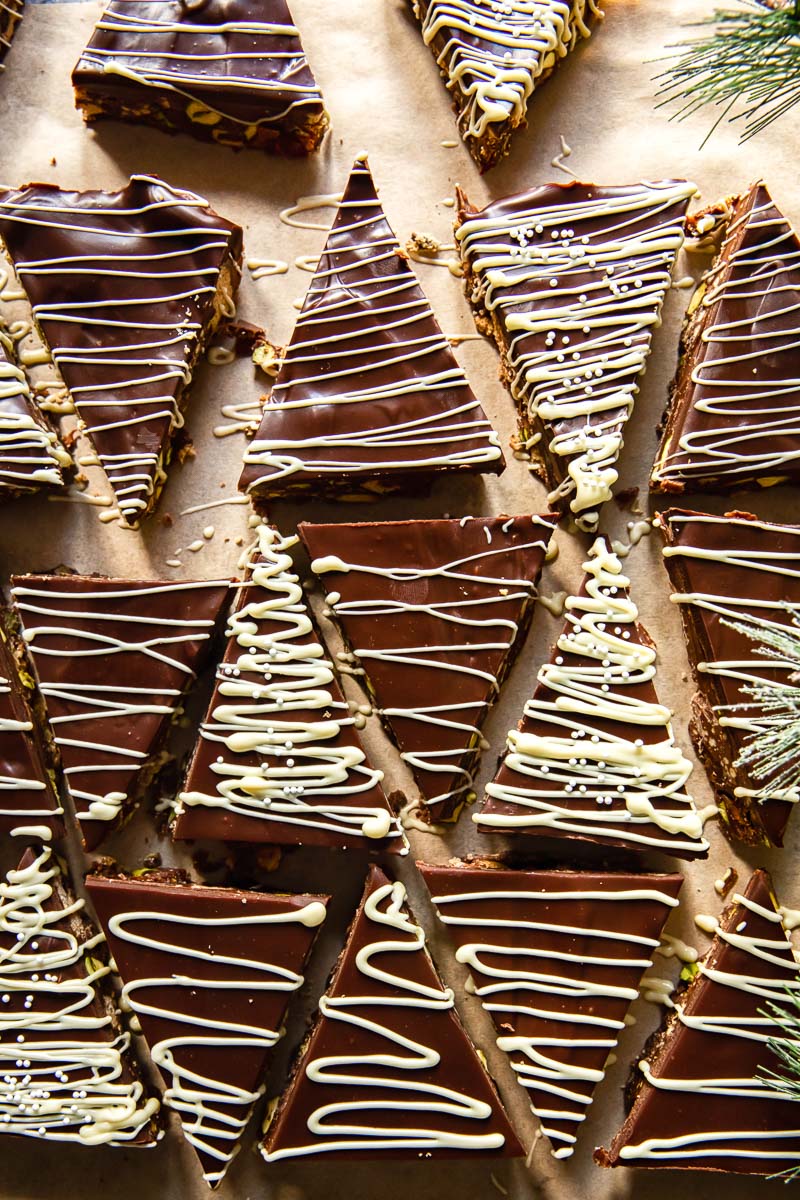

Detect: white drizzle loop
[176,525,403,848]
[457,181,694,529]
[105,892,326,1184]
[0,839,159,1145]
[263,877,508,1159]
[241,158,502,493]
[428,876,680,1158]
[478,538,710,853]
[0,323,68,492]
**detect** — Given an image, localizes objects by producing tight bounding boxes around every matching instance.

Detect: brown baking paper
[1,1,799,1198]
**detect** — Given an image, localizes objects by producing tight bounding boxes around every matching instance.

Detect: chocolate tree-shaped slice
[456,181,695,531]
[0,618,63,838]
[598,869,800,1174]
[10,574,231,850]
[0,175,242,524]
[73,0,328,155]
[0,0,22,69]
[410,1,602,172]
[421,862,683,1159]
[653,182,800,494]
[239,155,503,501]
[476,538,711,858]
[88,871,328,1187]
[658,507,800,848]
[300,514,557,820]
[174,525,404,852]
[0,836,159,1146]
[0,321,69,500]
[263,864,522,1161]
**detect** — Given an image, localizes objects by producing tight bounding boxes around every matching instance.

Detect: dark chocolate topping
[11,574,232,850]
[0,841,158,1147]
[263,864,522,1162]
[174,527,404,852]
[599,869,800,1174]
[658,508,800,847]
[0,0,22,68]
[421,862,683,1159]
[0,325,67,497]
[0,175,242,523]
[88,872,328,1185]
[299,514,557,820]
[653,181,800,493]
[239,156,503,499]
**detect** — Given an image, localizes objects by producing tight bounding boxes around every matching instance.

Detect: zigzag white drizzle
[619,886,800,1165]
[177,525,402,846]
[0,831,159,1145]
[0,324,66,492]
[106,890,326,1184]
[0,175,236,521]
[414,0,599,141]
[0,667,62,824]
[478,538,709,851]
[77,2,324,126]
[428,877,679,1158]
[242,157,501,491]
[310,517,550,812]
[456,180,694,529]
[263,877,507,1159]
[654,188,800,488]
[12,577,228,829]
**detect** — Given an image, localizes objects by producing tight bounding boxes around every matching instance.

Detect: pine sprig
[656,0,800,145]
[759,984,800,1180]
[717,607,800,800]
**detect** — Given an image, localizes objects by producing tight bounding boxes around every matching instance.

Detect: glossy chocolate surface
[0,329,66,498]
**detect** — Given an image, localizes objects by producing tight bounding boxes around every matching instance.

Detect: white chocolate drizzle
[0,655,63,825]
[176,526,404,849]
[477,539,710,853]
[457,180,694,529]
[426,873,680,1158]
[0,323,68,493]
[0,838,159,1145]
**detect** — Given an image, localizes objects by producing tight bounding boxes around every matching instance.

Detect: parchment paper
[1,2,799,1198]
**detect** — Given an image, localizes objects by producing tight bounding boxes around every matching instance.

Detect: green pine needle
[656,0,800,145]
[759,985,800,1181]
[717,608,800,801]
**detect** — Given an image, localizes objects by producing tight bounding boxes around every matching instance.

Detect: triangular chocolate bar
[0,175,242,523]
[0,0,22,69]
[0,836,159,1147]
[456,181,695,531]
[0,321,69,499]
[653,182,800,494]
[476,538,711,858]
[240,155,503,502]
[88,870,328,1186]
[658,508,800,848]
[11,574,231,850]
[262,865,522,1161]
[300,514,557,821]
[0,618,63,838]
[410,2,601,171]
[598,869,800,1174]
[174,525,404,852]
[421,861,683,1159]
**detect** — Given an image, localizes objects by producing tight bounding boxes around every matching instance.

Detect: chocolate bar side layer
[300,514,557,821]
[657,508,800,848]
[653,182,800,494]
[456,180,694,531]
[476,537,710,859]
[597,869,800,1174]
[88,874,328,1186]
[239,155,503,501]
[73,0,327,155]
[0,175,242,524]
[174,526,405,852]
[0,0,22,69]
[0,319,69,498]
[262,864,523,1161]
[0,838,160,1145]
[410,1,601,172]
[10,575,232,850]
[0,617,63,838]
[421,863,683,1159]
